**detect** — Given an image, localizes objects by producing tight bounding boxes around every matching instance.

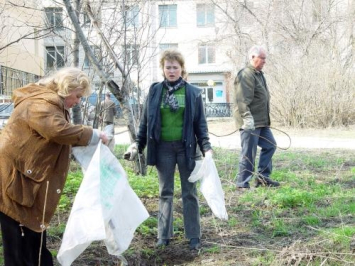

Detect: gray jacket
[136,81,211,171]
[233,64,271,128]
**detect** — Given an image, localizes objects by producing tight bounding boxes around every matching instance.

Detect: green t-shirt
[160,87,185,141]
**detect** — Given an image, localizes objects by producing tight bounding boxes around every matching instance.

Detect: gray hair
[248,45,266,60]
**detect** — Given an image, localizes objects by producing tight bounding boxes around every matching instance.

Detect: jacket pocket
[5,170,41,208]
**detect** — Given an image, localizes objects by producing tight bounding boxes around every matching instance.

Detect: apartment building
[40,0,355,117]
[41,1,235,114]
[0,0,44,100]
[149,1,234,105]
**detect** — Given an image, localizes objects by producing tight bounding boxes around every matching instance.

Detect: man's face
[252,51,266,71]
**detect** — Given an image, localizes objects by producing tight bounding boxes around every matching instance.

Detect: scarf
[163,77,185,112]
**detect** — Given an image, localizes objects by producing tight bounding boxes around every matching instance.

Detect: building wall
[39,0,355,107]
[0,0,44,76]
[151,1,234,103]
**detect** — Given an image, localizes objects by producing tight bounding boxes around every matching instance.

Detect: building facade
[41,0,236,114]
[0,0,44,100]
[40,0,355,119]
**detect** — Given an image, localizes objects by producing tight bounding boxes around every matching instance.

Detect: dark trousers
[236,127,276,188]
[155,141,200,240]
[0,212,53,266]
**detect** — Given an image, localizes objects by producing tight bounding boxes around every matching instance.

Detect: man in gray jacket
[234,45,280,189]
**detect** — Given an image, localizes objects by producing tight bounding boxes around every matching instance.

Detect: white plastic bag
[188,153,228,220]
[57,142,149,266]
[104,124,115,152]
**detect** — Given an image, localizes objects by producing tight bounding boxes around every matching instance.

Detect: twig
[38,181,49,266]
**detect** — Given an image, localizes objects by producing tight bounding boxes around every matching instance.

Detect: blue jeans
[236,127,276,188]
[156,141,200,239]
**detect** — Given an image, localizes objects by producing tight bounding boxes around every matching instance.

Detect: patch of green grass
[251,210,262,227]
[203,244,221,254]
[271,219,290,237]
[64,170,83,194]
[48,223,66,238]
[271,170,298,183]
[214,149,238,181]
[137,217,157,236]
[268,186,317,208]
[303,215,321,226]
[318,198,355,218]
[127,172,159,198]
[228,217,238,227]
[141,248,155,257]
[200,205,210,216]
[321,226,355,250]
[251,250,276,265]
[173,217,184,235]
[58,169,83,210]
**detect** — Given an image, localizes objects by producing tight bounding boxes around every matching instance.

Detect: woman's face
[164,60,182,82]
[64,88,83,109]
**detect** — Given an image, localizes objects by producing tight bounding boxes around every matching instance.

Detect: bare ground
[115,118,355,150]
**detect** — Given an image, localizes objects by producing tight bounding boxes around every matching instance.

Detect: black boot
[189,238,201,250]
[255,176,280,187]
[156,239,169,247]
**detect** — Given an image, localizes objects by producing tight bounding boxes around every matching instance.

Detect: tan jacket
[0,84,93,232]
[100,98,116,124]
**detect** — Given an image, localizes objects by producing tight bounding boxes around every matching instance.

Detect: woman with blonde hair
[125,49,212,250]
[0,67,108,265]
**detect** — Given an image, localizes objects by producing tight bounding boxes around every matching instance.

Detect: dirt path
[114,118,355,150]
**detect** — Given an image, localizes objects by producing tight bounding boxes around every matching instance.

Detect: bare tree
[211,0,355,127]
[61,0,164,174]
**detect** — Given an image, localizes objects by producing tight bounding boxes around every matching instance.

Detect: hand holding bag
[188,153,228,220]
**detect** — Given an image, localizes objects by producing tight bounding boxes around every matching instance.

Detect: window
[46,46,65,69]
[125,5,139,27]
[45,7,63,30]
[198,44,215,64]
[0,66,39,96]
[124,44,139,66]
[196,4,214,27]
[159,5,177,27]
[159,43,178,51]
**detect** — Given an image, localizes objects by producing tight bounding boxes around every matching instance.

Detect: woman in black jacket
[125,49,212,250]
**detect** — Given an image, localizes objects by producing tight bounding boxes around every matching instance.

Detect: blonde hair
[37,67,91,97]
[159,49,187,79]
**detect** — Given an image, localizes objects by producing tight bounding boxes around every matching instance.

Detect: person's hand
[241,112,255,131]
[99,131,109,145]
[124,143,138,161]
[205,149,213,158]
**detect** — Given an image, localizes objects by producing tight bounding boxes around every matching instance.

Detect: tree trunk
[71,0,83,125]
[62,0,146,175]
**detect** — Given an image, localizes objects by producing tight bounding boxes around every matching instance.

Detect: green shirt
[160,87,185,141]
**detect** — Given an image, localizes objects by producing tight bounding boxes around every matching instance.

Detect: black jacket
[136,81,212,171]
